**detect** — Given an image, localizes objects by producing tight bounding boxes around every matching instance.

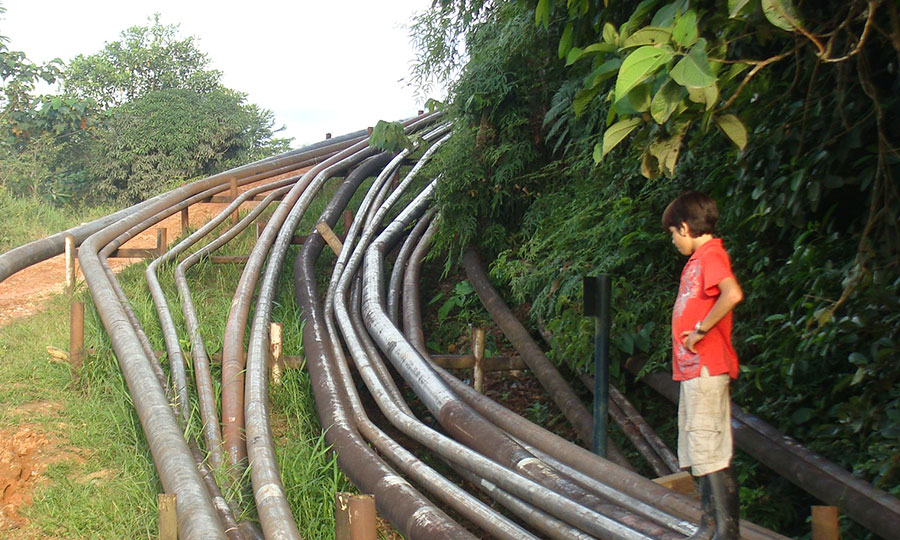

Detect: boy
[662,191,743,540]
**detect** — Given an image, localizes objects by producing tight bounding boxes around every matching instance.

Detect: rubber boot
[708,467,740,540]
[687,474,715,540]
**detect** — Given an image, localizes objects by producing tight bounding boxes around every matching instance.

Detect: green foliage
[64,14,221,109]
[414,0,899,535]
[369,120,413,153]
[88,87,288,204]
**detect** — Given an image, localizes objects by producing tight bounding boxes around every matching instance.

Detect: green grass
[0,191,116,253]
[0,178,373,538]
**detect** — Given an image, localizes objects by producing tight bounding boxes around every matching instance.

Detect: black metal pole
[592,275,611,457]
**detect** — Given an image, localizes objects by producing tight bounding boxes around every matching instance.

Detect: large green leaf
[614,46,673,103]
[623,27,673,48]
[670,38,715,88]
[761,0,803,31]
[715,114,748,150]
[672,10,698,48]
[650,79,682,124]
[602,22,619,44]
[535,0,551,28]
[601,117,643,158]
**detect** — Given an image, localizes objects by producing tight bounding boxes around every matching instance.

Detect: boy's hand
[681,330,704,353]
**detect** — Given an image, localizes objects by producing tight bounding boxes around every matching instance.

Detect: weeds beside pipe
[462,248,631,467]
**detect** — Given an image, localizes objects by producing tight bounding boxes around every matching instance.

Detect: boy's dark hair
[662,191,719,237]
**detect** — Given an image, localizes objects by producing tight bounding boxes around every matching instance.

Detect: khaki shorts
[678,366,733,476]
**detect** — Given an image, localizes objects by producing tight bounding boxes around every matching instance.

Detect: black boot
[687,474,715,540]
[708,467,740,540]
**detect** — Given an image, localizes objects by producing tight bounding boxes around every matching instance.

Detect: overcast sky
[1,0,441,147]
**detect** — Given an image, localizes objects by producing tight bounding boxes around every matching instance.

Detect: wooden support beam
[316,221,343,256]
[158,493,178,540]
[812,506,840,540]
[653,471,695,496]
[429,354,526,372]
[335,492,375,540]
[181,207,189,233]
[109,228,167,259]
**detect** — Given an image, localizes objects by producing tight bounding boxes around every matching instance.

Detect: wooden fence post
[181,207,190,233]
[812,506,840,540]
[472,327,485,393]
[158,493,177,540]
[335,492,376,540]
[270,322,284,386]
[69,300,85,371]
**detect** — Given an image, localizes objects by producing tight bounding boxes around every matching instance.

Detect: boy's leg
[679,368,738,539]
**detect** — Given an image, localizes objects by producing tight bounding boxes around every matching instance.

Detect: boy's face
[668,225,693,256]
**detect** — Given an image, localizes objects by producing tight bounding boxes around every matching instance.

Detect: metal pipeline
[387,208,436,325]
[239,114,444,539]
[219,137,376,472]
[175,182,296,469]
[296,152,507,540]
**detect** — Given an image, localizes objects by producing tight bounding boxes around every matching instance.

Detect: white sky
[1,0,442,147]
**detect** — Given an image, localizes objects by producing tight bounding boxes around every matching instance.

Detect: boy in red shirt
[663,191,744,540]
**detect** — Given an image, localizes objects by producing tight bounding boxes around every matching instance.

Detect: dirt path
[0,173,301,328]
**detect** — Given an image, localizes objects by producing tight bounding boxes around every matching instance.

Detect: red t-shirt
[671,238,739,381]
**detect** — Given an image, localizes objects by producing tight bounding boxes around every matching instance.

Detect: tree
[88,87,288,204]
[64,14,221,109]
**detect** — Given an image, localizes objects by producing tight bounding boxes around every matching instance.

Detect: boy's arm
[681,276,744,353]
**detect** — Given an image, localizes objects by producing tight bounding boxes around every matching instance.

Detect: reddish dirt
[0,172,302,328]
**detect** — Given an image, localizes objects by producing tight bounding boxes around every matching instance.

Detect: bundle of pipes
[2,113,795,539]
[294,128,791,539]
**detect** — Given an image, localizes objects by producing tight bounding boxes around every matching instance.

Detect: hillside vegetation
[411,0,899,537]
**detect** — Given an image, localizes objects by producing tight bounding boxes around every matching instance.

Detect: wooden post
[230,177,239,225]
[343,210,353,235]
[181,207,189,233]
[65,234,76,296]
[316,221,343,256]
[156,228,168,256]
[812,506,840,540]
[335,492,376,540]
[257,218,268,238]
[69,300,85,371]
[158,493,177,540]
[270,322,284,386]
[472,327,485,393]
